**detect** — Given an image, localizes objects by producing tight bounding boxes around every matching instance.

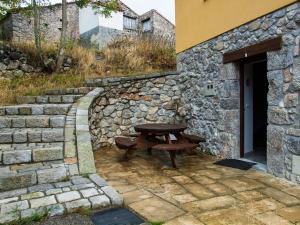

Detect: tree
[32,0,43,64]
[55,0,118,71]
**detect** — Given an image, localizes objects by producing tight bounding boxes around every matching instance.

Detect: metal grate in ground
[91,208,145,225]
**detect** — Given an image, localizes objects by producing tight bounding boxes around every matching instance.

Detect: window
[142,19,151,32]
[124,16,137,30]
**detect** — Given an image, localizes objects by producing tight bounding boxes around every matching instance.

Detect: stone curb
[85,71,179,87]
[76,88,104,174]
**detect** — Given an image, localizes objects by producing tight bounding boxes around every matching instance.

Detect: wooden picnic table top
[134,123,187,133]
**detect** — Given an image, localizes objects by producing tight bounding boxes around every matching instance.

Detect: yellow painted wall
[176,0,297,53]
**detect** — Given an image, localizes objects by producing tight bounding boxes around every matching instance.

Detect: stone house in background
[0,1,175,49]
[80,2,175,49]
[176,0,300,183]
[0,3,80,42]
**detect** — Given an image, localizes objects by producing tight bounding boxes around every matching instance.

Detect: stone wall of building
[80,26,123,49]
[0,3,79,42]
[0,16,13,41]
[177,2,300,183]
[88,72,186,150]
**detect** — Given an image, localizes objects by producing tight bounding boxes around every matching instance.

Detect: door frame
[239,53,267,158]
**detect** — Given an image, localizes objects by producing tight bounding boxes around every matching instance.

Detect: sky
[50,0,175,24]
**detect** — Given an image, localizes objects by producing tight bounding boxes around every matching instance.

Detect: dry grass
[0,72,85,105]
[1,35,176,105]
[95,34,176,76]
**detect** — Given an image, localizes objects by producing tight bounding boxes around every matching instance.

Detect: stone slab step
[0,142,64,151]
[0,165,68,191]
[0,104,72,116]
[1,146,63,165]
[0,115,66,128]
[45,87,94,96]
[16,95,83,104]
[0,128,64,144]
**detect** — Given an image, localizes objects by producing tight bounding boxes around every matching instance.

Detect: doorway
[241,56,268,164]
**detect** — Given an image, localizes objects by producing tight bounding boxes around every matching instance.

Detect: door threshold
[239,158,267,172]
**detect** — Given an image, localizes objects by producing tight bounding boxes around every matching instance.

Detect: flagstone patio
[95,147,300,225]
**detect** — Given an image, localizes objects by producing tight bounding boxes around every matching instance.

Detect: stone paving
[0,173,123,224]
[95,147,300,225]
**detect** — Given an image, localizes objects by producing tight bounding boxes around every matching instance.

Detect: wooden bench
[152,143,199,168]
[182,133,206,144]
[115,137,137,160]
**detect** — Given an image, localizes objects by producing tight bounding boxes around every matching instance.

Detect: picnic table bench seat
[115,137,136,149]
[182,133,206,144]
[152,143,199,168]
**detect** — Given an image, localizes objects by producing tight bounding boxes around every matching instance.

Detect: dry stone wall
[88,72,187,150]
[177,2,300,183]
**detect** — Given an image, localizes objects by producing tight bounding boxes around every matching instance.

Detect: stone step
[0,115,66,128]
[45,87,94,96]
[0,104,72,116]
[0,128,64,144]
[0,142,64,151]
[1,146,64,165]
[0,164,68,191]
[16,95,83,105]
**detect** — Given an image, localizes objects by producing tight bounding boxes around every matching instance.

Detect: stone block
[31,106,44,115]
[62,95,75,103]
[287,135,300,155]
[267,125,285,177]
[268,107,291,125]
[44,105,70,115]
[0,118,11,128]
[71,177,91,185]
[89,174,107,187]
[68,164,79,176]
[21,192,44,200]
[0,132,12,143]
[47,204,65,216]
[28,184,54,193]
[33,147,63,162]
[89,195,111,209]
[21,207,47,219]
[1,200,29,213]
[30,195,57,208]
[0,213,18,224]
[3,150,31,164]
[0,197,18,205]
[0,173,37,191]
[102,186,123,206]
[267,70,284,106]
[0,188,27,200]
[42,129,64,142]
[37,167,67,184]
[292,155,300,175]
[16,96,36,104]
[57,191,81,203]
[50,116,65,128]
[13,131,27,143]
[36,96,49,104]
[28,130,42,142]
[12,118,25,128]
[19,107,32,115]
[80,188,98,198]
[26,117,49,128]
[71,183,95,191]
[65,199,91,213]
[49,96,62,103]
[6,107,19,115]
[46,188,63,195]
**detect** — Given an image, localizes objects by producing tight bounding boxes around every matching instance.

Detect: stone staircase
[0,87,123,223]
[0,87,93,191]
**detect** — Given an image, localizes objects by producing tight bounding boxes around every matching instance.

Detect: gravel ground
[35,214,94,225]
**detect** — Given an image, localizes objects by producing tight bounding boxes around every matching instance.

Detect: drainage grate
[214,159,256,170]
[91,208,145,225]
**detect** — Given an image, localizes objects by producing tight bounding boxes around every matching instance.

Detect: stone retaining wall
[88,72,187,150]
[0,42,75,78]
[177,2,300,183]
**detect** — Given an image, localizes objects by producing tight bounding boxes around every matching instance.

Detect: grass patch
[0,72,85,105]
[1,209,49,225]
[149,222,164,225]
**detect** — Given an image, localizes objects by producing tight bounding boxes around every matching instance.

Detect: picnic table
[116,123,203,168]
[134,123,187,149]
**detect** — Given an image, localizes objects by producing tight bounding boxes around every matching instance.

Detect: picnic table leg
[168,151,177,168]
